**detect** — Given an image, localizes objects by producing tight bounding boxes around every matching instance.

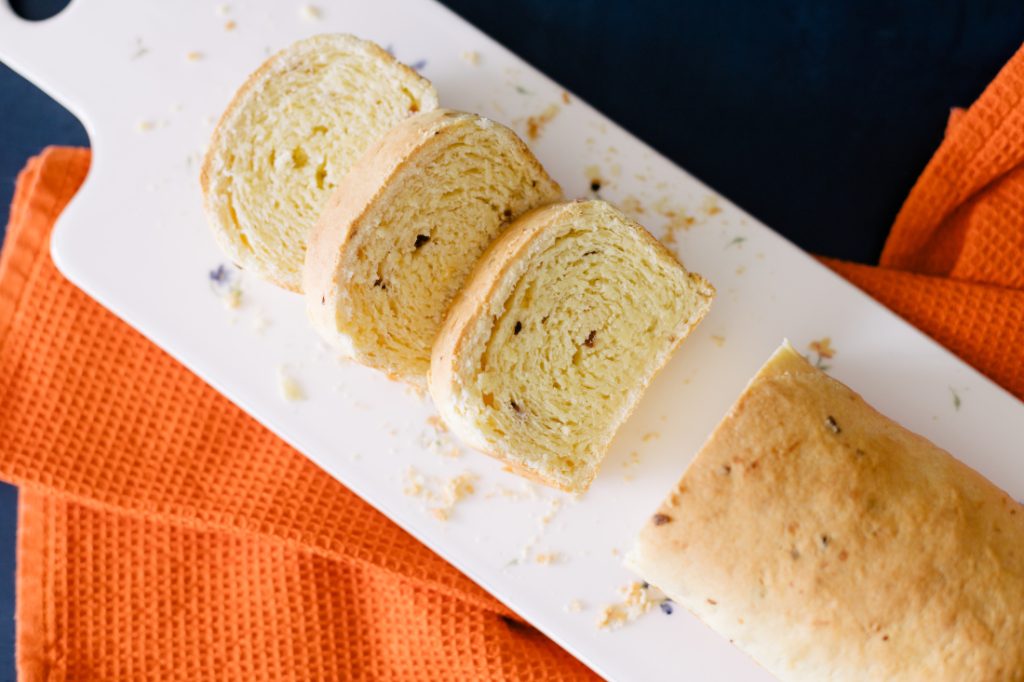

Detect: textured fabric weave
[3,151,590,681]
[2,41,1023,681]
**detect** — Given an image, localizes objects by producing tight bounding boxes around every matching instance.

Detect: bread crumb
[460,50,481,65]
[808,337,835,360]
[610,547,621,557]
[419,416,462,459]
[597,581,663,630]
[622,451,641,469]
[404,468,476,521]
[540,497,562,524]
[136,120,155,133]
[432,472,476,521]
[808,337,835,370]
[736,265,746,275]
[222,286,243,310]
[404,383,427,399]
[485,481,539,501]
[710,335,726,347]
[702,195,722,216]
[641,432,659,442]
[426,415,448,433]
[298,4,321,20]
[215,3,230,15]
[525,104,560,141]
[653,196,698,244]
[561,91,571,105]
[185,51,204,62]
[534,552,561,565]
[565,598,585,613]
[403,466,427,498]
[276,367,305,401]
[224,20,237,31]
[445,473,476,503]
[618,195,644,217]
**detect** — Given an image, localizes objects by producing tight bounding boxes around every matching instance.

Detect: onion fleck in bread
[627,341,1024,681]
[430,200,714,493]
[304,109,562,384]
[201,33,438,292]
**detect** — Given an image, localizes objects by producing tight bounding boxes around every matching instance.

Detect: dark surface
[1,0,1022,678]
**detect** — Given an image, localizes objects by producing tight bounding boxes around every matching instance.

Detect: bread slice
[430,200,714,493]
[201,33,438,292]
[304,109,562,383]
[627,342,1024,681]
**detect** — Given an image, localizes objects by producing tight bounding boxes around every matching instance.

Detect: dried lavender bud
[825,416,840,434]
[652,513,672,526]
[583,330,596,347]
[414,234,430,249]
[209,264,229,283]
[514,321,522,335]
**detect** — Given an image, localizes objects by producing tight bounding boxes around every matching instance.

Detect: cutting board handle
[0,1,88,116]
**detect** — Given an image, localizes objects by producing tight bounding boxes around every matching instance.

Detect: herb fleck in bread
[304,109,561,384]
[430,200,714,493]
[627,342,1024,681]
[201,33,438,292]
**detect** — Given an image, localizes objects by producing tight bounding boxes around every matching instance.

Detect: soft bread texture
[304,109,562,383]
[201,33,438,292]
[627,342,1024,681]
[430,200,714,493]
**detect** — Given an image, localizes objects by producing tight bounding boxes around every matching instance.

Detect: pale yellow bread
[304,109,561,384]
[627,342,1024,681]
[430,200,714,493]
[201,33,438,292]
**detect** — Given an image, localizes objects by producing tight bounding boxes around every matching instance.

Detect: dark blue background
[1,0,1022,678]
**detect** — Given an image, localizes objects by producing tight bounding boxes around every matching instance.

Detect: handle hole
[9,0,71,21]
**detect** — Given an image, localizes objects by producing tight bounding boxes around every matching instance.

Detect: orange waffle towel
[2,42,1023,680]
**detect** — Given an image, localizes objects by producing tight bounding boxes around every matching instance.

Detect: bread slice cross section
[304,109,562,384]
[430,200,714,493]
[201,33,438,292]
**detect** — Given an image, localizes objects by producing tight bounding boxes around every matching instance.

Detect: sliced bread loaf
[429,200,714,493]
[201,33,438,292]
[304,109,562,384]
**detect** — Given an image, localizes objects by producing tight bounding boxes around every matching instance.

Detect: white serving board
[2,2,1022,679]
